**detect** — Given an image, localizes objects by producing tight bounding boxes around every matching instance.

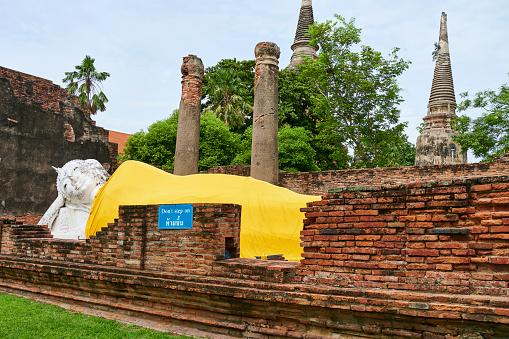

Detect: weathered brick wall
[207,156,509,195]
[0,203,241,275]
[298,176,509,298]
[0,66,116,217]
[1,200,509,337]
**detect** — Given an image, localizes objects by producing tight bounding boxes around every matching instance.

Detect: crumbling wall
[1,197,509,337]
[207,156,509,195]
[0,203,240,273]
[0,66,116,217]
[298,176,509,298]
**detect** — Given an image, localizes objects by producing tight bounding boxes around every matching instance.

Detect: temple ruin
[286,0,318,71]
[174,55,204,176]
[251,42,281,185]
[415,12,467,166]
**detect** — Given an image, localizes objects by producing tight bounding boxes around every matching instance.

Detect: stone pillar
[174,55,204,175]
[251,42,280,185]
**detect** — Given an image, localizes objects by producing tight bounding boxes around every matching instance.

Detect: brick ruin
[0,66,117,218]
[174,55,204,176]
[207,154,509,195]
[415,13,466,166]
[251,42,281,185]
[1,167,509,337]
[1,9,508,338]
[286,0,318,71]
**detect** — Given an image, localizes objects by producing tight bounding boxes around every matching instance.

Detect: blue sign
[158,204,193,229]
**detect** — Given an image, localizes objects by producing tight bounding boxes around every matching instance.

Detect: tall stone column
[251,42,280,185]
[174,55,204,175]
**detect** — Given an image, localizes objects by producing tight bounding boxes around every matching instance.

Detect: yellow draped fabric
[86,161,320,261]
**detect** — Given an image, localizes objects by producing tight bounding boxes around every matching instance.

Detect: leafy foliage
[63,55,110,115]
[122,15,417,172]
[230,126,322,172]
[198,112,242,170]
[453,76,509,161]
[278,126,320,172]
[432,42,439,62]
[203,68,252,129]
[300,14,411,168]
[203,59,255,132]
[119,111,241,171]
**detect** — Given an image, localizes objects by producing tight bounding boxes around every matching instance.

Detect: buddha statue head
[39,159,110,239]
[54,159,110,207]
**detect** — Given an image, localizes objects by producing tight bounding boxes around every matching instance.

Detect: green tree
[203,68,252,129]
[278,126,320,172]
[300,15,411,168]
[231,125,323,172]
[279,69,349,170]
[119,111,179,169]
[119,111,242,171]
[452,76,509,161]
[63,55,110,115]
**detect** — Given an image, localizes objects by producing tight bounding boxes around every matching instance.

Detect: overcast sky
[1,0,508,153]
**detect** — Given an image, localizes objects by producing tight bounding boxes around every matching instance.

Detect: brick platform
[0,195,508,337]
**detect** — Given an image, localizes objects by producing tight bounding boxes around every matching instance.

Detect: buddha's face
[57,161,104,205]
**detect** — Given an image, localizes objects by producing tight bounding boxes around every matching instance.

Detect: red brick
[491,226,509,233]
[408,235,438,242]
[490,257,509,265]
[481,219,503,226]
[494,197,509,204]
[471,184,492,192]
[404,249,439,257]
[431,214,459,222]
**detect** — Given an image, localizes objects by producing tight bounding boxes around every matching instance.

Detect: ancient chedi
[415,13,467,166]
[251,42,280,185]
[174,55,204,175]
[286,0,318,71]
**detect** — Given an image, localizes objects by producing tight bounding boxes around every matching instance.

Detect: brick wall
[207,155,509,195]
[1,198,509,337]
[298,176,509,298]
[0,66,117,216]
[0,203,240,274]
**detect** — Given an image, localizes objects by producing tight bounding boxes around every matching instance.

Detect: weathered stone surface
[251,42,280,185]
[174,55,204,176]
[38,159,110,240]
[415,13,466,166]
[0,66,114,217]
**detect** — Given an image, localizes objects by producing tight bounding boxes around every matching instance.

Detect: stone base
[415,129,467,166]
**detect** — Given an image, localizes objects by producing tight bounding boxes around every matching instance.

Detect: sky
[1,0,508,156]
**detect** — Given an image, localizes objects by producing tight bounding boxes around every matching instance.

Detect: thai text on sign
[158,204,193,229]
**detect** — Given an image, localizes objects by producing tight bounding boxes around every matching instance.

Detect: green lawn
[0,293,192,338]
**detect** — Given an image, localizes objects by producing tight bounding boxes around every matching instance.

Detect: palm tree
[63,55,110,115]
[204,68,252,129]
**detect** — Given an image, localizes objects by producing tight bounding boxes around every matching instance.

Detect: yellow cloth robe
[86,161,320,261]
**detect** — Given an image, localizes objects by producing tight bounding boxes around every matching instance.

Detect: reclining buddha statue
[38,159,110,239]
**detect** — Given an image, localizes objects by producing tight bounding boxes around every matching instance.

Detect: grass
[0,293,193,339]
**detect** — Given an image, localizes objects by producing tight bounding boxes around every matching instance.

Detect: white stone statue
[38,159,110,239]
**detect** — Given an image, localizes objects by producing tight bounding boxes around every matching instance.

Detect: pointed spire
[286,0,318,71]
[415,12,467,166]
[428,12,456,111]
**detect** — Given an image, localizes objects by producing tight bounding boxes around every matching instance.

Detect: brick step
[10,224,52,238]
[16,234,53,239]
